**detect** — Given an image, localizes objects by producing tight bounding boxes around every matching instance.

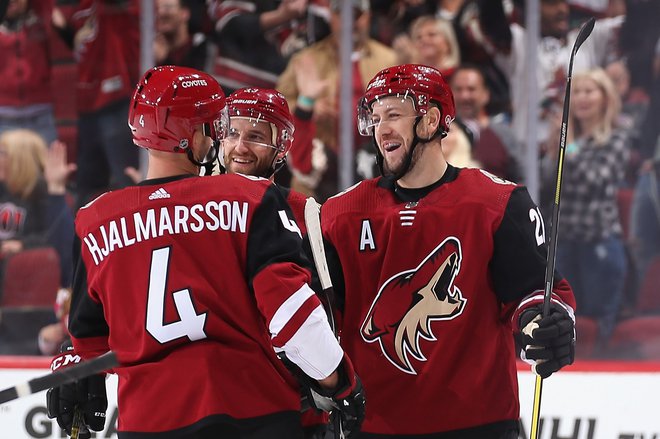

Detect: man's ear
[421,106,442,137]
[191,128,211,161]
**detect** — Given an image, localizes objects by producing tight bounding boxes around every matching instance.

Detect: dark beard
[383,143,424,178]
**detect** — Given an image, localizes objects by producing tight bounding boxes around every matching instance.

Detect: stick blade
[574,17,596,52]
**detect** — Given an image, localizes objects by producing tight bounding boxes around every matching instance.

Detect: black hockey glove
[46,342,108,439]
[324,355,365,439]
[517,303,575,379]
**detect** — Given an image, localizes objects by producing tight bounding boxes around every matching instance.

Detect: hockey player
[222,87,307,224]
[221,87,337,439]
[46,66,364,439]
[320,64,576,438]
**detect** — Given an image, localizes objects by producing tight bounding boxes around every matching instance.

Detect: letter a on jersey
[361,237,466,374]
[359,220,376,251]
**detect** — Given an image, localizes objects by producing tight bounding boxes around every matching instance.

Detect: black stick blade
[574,17,596,52]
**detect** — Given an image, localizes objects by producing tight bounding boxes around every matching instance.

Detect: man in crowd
[450,64,522,182]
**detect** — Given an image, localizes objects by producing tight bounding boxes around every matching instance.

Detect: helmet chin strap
[374,116,446,182]
[187,139,220,176]
[259,148,286,179]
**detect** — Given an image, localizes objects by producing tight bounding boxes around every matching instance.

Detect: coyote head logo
[361,237,466,374]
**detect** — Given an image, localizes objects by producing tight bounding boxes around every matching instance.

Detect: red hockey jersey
[321,167,575,436]
[69,174,342,434]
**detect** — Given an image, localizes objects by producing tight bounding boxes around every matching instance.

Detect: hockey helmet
[226,88,294,157]
[128,66,229,153]
[357,64,455,136]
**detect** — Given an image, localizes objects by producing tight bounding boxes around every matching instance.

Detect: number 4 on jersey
[146,247,208,344]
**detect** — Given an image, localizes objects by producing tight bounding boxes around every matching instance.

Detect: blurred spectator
[630,135,660,308]
[369,1,464,64]
[442,119,479,168]
[369,0,434,47]
[433,0,465,20]
[208,0,318,94]
[450,64,523,182]
[618,0,659,100]
[0,129,75,287]
[409,16,460,79]
[52,0,140,209]
[37,286,71,355]
[0,0,57,144]
[605,60,647,133]
[605,60,647,185]
[276,0,397,200]
[544,69,629,346]
[462,0,623,147]
[154,0,207,70]
[630,42,660,304]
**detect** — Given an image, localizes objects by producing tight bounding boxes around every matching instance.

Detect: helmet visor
[203,105,230,142]
[357,94,420,136]
[222,117,280,152]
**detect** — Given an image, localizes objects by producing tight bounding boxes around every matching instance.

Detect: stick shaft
[530,17,595,439]
[0,351,118,405]
[304,197,337,334]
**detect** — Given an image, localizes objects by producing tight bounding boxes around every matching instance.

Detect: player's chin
[228,162,256,175]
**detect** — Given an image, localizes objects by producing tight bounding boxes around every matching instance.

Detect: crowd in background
[0,0,659,359]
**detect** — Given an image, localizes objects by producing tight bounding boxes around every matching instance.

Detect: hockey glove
[325,355,366,439]
[46,341,108,439]
[517,303,575,379]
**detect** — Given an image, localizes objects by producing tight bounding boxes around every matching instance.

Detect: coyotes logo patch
[361,237,466,374]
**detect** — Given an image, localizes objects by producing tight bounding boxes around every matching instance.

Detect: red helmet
[226,88,294,156]
[128,66,229,153]
[358,64,456,136]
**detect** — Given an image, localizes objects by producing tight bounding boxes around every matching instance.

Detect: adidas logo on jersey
[148,188,171,200]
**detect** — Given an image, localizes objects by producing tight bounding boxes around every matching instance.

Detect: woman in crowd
[0,129,75,287]
[545,68,629,347]
[409,15,460,79]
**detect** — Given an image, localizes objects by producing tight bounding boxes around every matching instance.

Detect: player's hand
[326,355,365,439]
[46,342,108,438]
[517,303,575,378]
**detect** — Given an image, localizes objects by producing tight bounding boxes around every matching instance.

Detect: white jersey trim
[269,284,315,336]
[278,304,343,380]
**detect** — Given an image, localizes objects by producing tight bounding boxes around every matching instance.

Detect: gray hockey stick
[0,351,118,405]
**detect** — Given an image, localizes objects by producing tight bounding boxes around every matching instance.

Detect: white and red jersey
[69,173,342,434]
[321,166,575,436]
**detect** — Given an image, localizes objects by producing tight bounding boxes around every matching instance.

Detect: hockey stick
[304,197,347,438]
[529,17,596,439]
[0,351,118,405]
[304,197,336,335]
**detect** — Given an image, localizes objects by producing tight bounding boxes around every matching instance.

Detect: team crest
[361,237,466,374]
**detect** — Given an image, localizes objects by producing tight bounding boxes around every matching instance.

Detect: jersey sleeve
[68,234,111,359]
[490,186,576,324]
[247,185,342,380]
